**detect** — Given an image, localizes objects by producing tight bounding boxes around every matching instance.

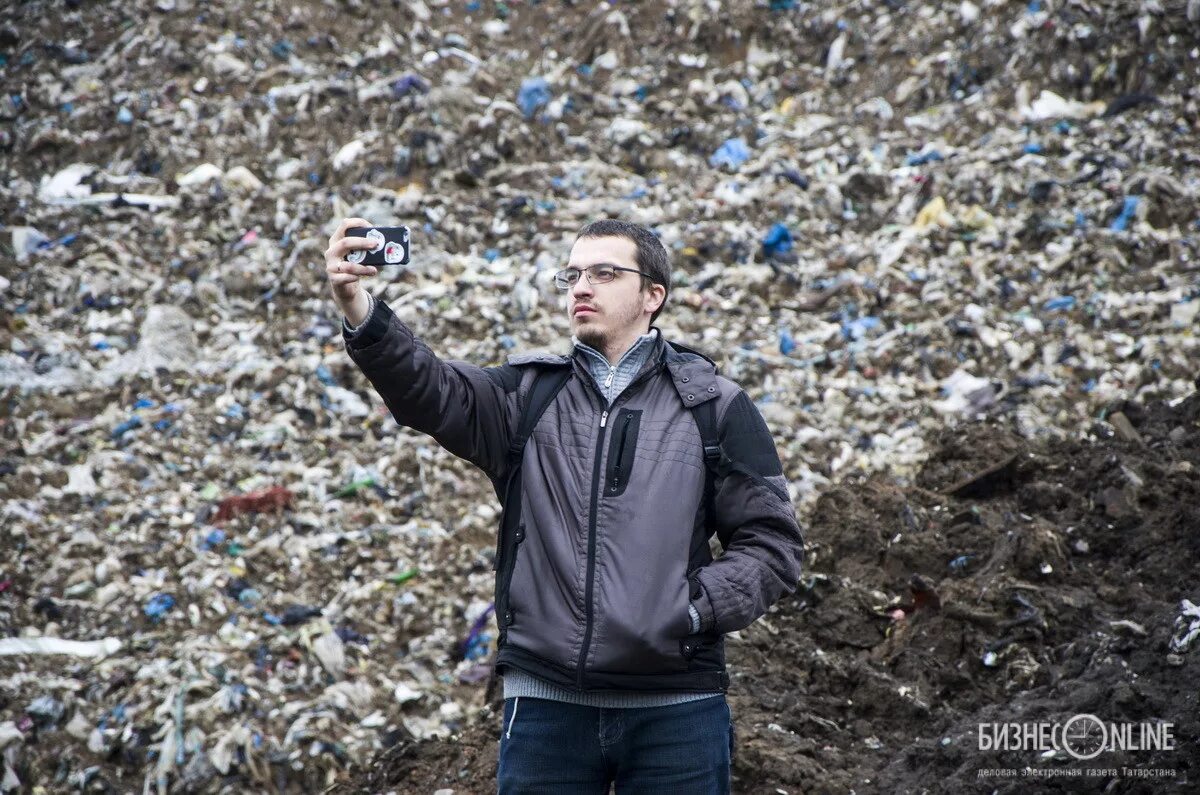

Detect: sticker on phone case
[384,241,404,264]
[365,228,385,252]
[346,248,366,264]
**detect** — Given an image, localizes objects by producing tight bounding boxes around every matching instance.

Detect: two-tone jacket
[343,297,806,693]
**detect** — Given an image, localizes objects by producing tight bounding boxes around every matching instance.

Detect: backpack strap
[663,338,725,528]
[690,396,726,530]
[509,366,572,471]
[486,365,572,503]
[489,365,572,574]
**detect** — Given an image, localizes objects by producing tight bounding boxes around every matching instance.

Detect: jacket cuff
[343,291,375,332]
[342,293,390,349]
[688,572,716,634]
[687,602,701,634]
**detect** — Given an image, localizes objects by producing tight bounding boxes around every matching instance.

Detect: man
[328,217,805,794]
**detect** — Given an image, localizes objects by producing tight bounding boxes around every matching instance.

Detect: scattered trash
[212,486,295,523]
[0,637,123,658]
[1109,195,1141,231]
[388,567,420,586]
[761,223,793,258]
[2,0,1197,791]
[1169,600,1200,654]
[143,593,176,621]
[709,137,751,170]
[517,76,551,119]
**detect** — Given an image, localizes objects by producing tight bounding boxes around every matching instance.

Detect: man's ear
[645,284,666,314]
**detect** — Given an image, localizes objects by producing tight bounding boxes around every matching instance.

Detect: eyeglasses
[553,264,658,290]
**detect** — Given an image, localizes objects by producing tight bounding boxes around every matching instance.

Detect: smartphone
[345,226,411,266]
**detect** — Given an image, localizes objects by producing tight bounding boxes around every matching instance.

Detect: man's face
[566,236,660,350]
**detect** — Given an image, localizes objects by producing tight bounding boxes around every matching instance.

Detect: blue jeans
[497,695,733,794]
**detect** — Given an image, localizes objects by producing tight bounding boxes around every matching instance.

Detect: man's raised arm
[327,218,519,482]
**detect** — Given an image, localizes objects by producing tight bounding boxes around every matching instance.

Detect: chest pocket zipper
[605,410,641,498]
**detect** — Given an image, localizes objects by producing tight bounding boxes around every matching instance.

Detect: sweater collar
[571,327,660,370]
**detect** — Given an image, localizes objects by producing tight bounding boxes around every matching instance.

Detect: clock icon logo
[1062,714,1106,760]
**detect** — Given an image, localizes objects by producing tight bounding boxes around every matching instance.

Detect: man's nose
[571,277,594,300]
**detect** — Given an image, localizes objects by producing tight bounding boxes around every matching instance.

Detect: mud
[343,385,1200,794]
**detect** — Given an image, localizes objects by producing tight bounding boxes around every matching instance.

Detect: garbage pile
[2,0,1198,791]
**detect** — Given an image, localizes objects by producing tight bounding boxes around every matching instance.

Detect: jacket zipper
[611,415,632,489]
[575,360,664,688]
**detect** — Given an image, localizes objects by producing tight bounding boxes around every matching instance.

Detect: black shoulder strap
[691,398,725,528]
[489,366,572,503]
[512,367,572,462]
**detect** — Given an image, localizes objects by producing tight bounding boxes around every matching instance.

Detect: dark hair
[575,219,670,325]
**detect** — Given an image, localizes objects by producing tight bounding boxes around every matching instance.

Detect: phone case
[345,226,411,266]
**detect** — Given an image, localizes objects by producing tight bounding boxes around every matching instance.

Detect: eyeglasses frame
[553,263,661,290]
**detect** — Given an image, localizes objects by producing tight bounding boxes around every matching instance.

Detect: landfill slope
[349,390,1200,794]
[2,0,1199,792]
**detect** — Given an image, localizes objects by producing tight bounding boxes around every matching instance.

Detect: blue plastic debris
[905,150,944,166]
[391,74,428,99]
[112,416,142,439]
[841,316,882,340]
[777,168,808,188]
[116,106,133,124]
[1109,196,1140,231]
[517,77,551,119]
[202,528,226,550]
[949,555,974,573]
[464,630,492,661]
[1043,295,1076,312]
[709,137,750,170]
[1023,142,1043,154]
[484,248,500,262]
[462,604,495,661]
[779,329,796,355]
[762,223,794,257]
[144,594,175,620]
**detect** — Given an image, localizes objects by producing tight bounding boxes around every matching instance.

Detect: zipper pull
[600,410,608,428]
[604,367,615,388]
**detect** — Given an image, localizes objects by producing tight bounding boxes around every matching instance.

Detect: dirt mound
[341,385,1200,793]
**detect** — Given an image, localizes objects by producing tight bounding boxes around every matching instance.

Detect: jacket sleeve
[342,295,520,483]
[689,390,806,636]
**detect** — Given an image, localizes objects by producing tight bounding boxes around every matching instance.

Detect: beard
[573,296,645,350]
[574,324,607,350]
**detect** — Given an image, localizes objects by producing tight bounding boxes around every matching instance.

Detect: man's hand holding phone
[326,217,380,327]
